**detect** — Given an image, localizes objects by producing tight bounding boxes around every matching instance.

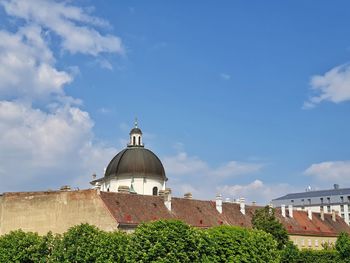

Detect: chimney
[332,210,336,222]
[216,194,223,214]
[60,185,71,191]
[308,209,312,220]
[118,185,130,194]
[240,200,246,215]
[184,192,192,199]
[281,204,286,218]
[320,209,324,221]
[288,204,293,218]
[163,188,172,211]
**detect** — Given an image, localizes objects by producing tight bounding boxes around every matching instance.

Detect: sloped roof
[100,191,172,225]
[273,188,350,201]
[98,191,350,237]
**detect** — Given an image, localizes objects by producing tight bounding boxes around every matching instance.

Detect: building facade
[272,184,350,225]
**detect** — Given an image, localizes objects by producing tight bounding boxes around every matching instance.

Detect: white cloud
[0,26,72,99]
[220,73,231,80]
[163,152,208,175]
[304,64,350,108]
[0,0,123,192]
[304,160,350,184]
[0,101,117,192]
[1,0,124,56]
[163,151,266,201]
[218,180,296,205]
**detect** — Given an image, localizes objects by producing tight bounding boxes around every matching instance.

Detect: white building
[272,184,350,225]
[90,121,167,195]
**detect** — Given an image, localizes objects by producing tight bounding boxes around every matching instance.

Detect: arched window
[153,186,158,196]
[133,136,136,145]
[138,136,141,145]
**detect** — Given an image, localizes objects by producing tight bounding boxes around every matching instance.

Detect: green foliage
[53,223,126,263]
[252,205,289,249]
[204,225,280,263]
[297,249,340,263]
[0,230,43,263]
[336,232,350,262]
[126,220,203,263]
[280,241,299,263]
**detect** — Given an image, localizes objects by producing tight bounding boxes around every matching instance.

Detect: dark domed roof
[105,147,167,180]
[130,127,142,134]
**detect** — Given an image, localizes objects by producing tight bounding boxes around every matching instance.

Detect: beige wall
[0,189,117,236]
[289,235,337,250]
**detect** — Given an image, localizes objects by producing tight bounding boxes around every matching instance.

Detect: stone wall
[0,189,117,235]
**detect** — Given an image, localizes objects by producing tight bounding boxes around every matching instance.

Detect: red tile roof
[99,191,350,237]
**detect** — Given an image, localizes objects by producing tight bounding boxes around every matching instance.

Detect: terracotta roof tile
[100,192,172,225]
[98,192,350,237]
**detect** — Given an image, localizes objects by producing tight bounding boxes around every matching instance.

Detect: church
[0,122,350,250]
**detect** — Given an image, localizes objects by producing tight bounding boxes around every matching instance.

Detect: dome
[130,127,142,134]
[105,147,167,181]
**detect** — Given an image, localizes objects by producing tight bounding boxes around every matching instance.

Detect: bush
[53,223,126,263]
[297,249,340,263]
[336,232,350,263]
[0,230,43,263]
[204,225,280,263]
[126,220,203,263]
[280,241,299,263]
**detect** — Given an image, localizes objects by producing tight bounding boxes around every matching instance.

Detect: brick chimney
[216,194,223,214]
[308,209,312,220]
[184,192,192,199]
[281,204,286,218]
[288,204,293,218]
[118,185,130,194]
[320,209,325,221]
[332,210,336,222]
[160,188,172,211]
[240,198,245,215]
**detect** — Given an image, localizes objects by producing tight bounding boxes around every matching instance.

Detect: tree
[0,230,43,263]
[53,223,126,263]
[126,220,203,263]
[336,232,350,262]
[251,205,289,249]
[205,225,280,263]
[280,241,299,263]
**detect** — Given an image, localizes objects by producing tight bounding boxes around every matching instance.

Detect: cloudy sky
[0,0,350,204]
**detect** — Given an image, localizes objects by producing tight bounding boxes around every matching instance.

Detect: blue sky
[0,0,350,204]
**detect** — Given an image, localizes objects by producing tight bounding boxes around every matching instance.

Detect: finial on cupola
[128,118,143,147]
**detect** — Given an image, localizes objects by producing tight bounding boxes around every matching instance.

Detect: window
[133,136,136,145]
[347,196,350,203]
[301,239,305,247]
[301,199,304,203]
[341,196,344,203]
[327,197,331,204]
[291,200,294,203]
[152,186,158,196]
[341,205,344,212]
[138,136,141,145]
[327,205,331,213]
[315,240,319,247]
[308,199,311,205]
[320,197,324,204]
[320,206,324,211]
[308,239,312,247]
